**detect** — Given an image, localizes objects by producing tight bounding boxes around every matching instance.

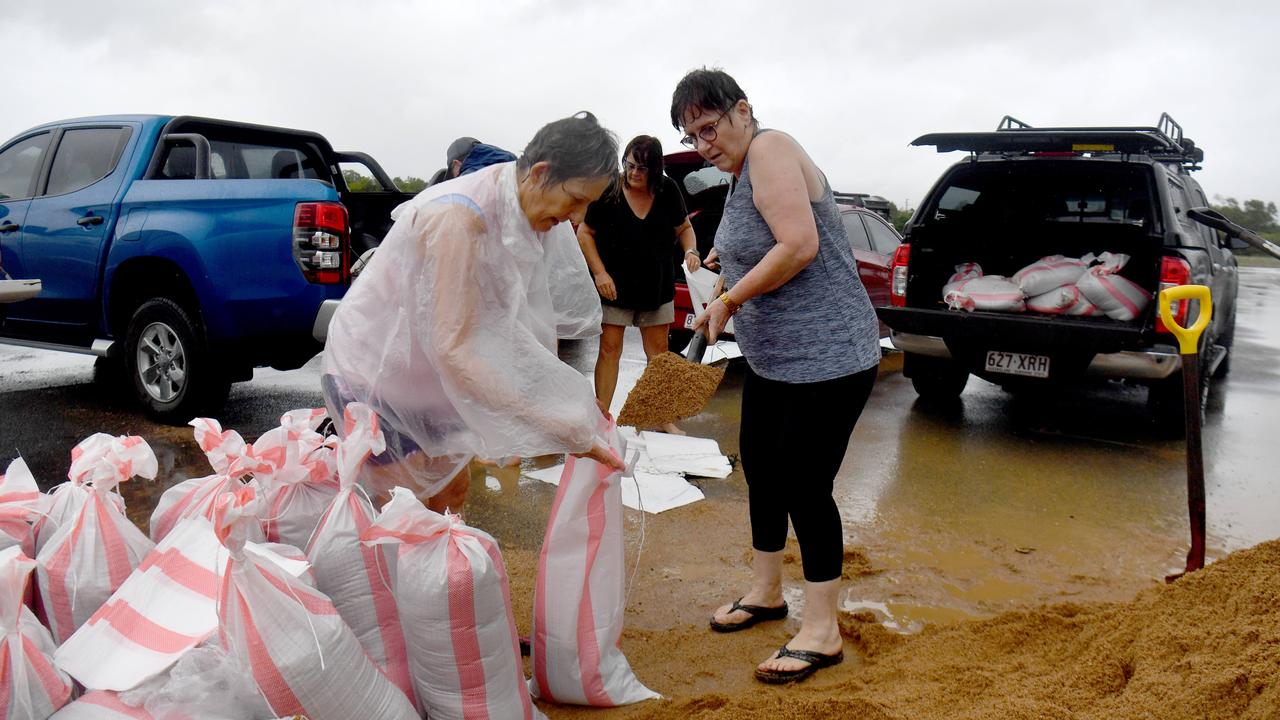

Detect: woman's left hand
[684,251,702,273]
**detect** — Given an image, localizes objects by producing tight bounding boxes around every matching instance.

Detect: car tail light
[1156,256,1192,333]
[889,243,910,307]
[293,202,350,284]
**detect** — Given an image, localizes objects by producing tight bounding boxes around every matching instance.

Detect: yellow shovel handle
[1159,285,1212,355]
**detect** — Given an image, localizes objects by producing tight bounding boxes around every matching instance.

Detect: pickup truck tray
[877,306,1149,354]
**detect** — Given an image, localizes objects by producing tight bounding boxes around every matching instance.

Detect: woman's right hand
[573,438,625,472]
[594,271,617,301]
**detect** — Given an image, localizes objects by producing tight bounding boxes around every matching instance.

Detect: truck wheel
[125,297,230,424]
[1212,311,1235,379]
[905,354,969,399]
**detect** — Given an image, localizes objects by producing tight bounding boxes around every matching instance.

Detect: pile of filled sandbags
[942,252,1151,320]
[0,403,657,720]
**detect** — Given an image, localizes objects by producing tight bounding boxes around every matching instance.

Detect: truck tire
[905,353,969,400]
[125,297,230,424]
[1212,311,1235,379]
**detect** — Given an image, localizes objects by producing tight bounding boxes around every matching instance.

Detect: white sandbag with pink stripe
[941,262,983,299]
[1013,254,1093,296]
[531,419,658,706]
[49,691,166,719]
[1025,284,1099,316]
[364,486,543,720]
[32,435,129,555]
[943,275,1026,313]
[214,485,419,720]
[1,457,48,556]
[1076,252,1152,321]
[149,419,263,544]
[252,411,340,549]
[1,546,73,720]
[37,434,157,644]
[306,403,415,706]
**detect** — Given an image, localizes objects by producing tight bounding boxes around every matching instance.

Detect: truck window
[338,162,384,193]
[927,164,1152,228]
[45,127,132,196]
[157,139,324,181]
[841,212,873,252]
[864,214,902,255]
[0,133,51,200]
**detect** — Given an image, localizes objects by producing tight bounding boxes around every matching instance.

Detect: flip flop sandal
[709,597,789,633]
[754,643,844,684]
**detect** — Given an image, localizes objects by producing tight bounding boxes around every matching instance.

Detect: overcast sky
[9,0,1279,210]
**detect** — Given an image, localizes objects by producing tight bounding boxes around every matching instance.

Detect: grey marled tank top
[714,133,881,382]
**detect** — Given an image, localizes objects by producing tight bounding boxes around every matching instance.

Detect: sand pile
[607,540,1280,720]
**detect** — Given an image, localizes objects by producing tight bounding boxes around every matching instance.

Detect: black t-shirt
[584,175,689,310]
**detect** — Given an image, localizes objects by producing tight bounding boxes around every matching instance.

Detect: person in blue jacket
[429,137,518,186]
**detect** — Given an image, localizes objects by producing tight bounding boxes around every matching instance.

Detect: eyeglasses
[623,160,648,174]
[680,111,728,148]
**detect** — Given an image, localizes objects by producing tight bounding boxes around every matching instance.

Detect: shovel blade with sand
[616,329,724,429]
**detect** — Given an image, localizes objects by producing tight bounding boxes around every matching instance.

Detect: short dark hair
[670,67,755,130]
[622,135,664,194]
[518,112,619,187]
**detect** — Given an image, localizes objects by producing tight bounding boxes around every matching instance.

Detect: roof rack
[914,113,1204,171]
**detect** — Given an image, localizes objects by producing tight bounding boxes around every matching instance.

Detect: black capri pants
[739,363,877,583]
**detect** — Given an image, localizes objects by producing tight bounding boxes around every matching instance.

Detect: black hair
[669,67,757,130]
[622,135,664,195]
[518,111,619,187]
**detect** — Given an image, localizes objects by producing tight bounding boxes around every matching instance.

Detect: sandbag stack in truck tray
[364,486,543,720]
[942,253,1150,320]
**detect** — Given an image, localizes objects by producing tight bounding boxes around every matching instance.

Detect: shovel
[615,325,724,430]
[1158,284,1213,581]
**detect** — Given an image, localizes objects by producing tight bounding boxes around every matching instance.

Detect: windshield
[926,161,1155,230]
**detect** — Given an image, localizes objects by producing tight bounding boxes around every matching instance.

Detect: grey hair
[517,111,619,186]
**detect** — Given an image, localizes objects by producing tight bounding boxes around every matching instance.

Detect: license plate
[985,350,1050,378]
[683,314,696,328]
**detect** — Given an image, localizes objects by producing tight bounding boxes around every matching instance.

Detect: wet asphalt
[1,268,1276,625]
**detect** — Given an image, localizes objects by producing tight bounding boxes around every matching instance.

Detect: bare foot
[756,631,843,675]
[661,422,687,435]
[711,590,785,626]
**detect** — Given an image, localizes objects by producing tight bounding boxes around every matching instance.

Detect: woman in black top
[577,135,701,431]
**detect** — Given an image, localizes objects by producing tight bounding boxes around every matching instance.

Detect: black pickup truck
[878,114,1238,423]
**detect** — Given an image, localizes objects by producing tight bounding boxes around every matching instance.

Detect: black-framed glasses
[623,160,648,174]
[680,111,728,148]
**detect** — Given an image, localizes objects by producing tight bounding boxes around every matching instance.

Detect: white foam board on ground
[639,431,732,478]
[523,462,703,514]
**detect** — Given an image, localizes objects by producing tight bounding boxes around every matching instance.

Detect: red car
[663,150,901,349]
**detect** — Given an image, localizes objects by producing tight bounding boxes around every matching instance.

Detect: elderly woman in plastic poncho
[322,112,627,513]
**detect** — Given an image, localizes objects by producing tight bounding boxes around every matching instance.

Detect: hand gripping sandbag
[364,486,543,720]
[252,416,340,549]
[943,275,1026,313]
[306,403,416,706]
[149,419,262,544]
[37,434,157,643]
[1077,252,1152,321]
[1,546,73,719]
[1,457,49,556]
[213,486,419,720]
[1013,254,1092,296]
[531,420,659,706]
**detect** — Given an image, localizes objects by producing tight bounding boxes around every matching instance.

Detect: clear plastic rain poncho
[323,162,603,498]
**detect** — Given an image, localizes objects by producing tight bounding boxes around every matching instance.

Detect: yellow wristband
[719,292,741,315]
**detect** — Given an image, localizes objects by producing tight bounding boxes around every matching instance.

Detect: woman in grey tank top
[671,68,880,685]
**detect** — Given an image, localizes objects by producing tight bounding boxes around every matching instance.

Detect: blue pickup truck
[0,115,411,422]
